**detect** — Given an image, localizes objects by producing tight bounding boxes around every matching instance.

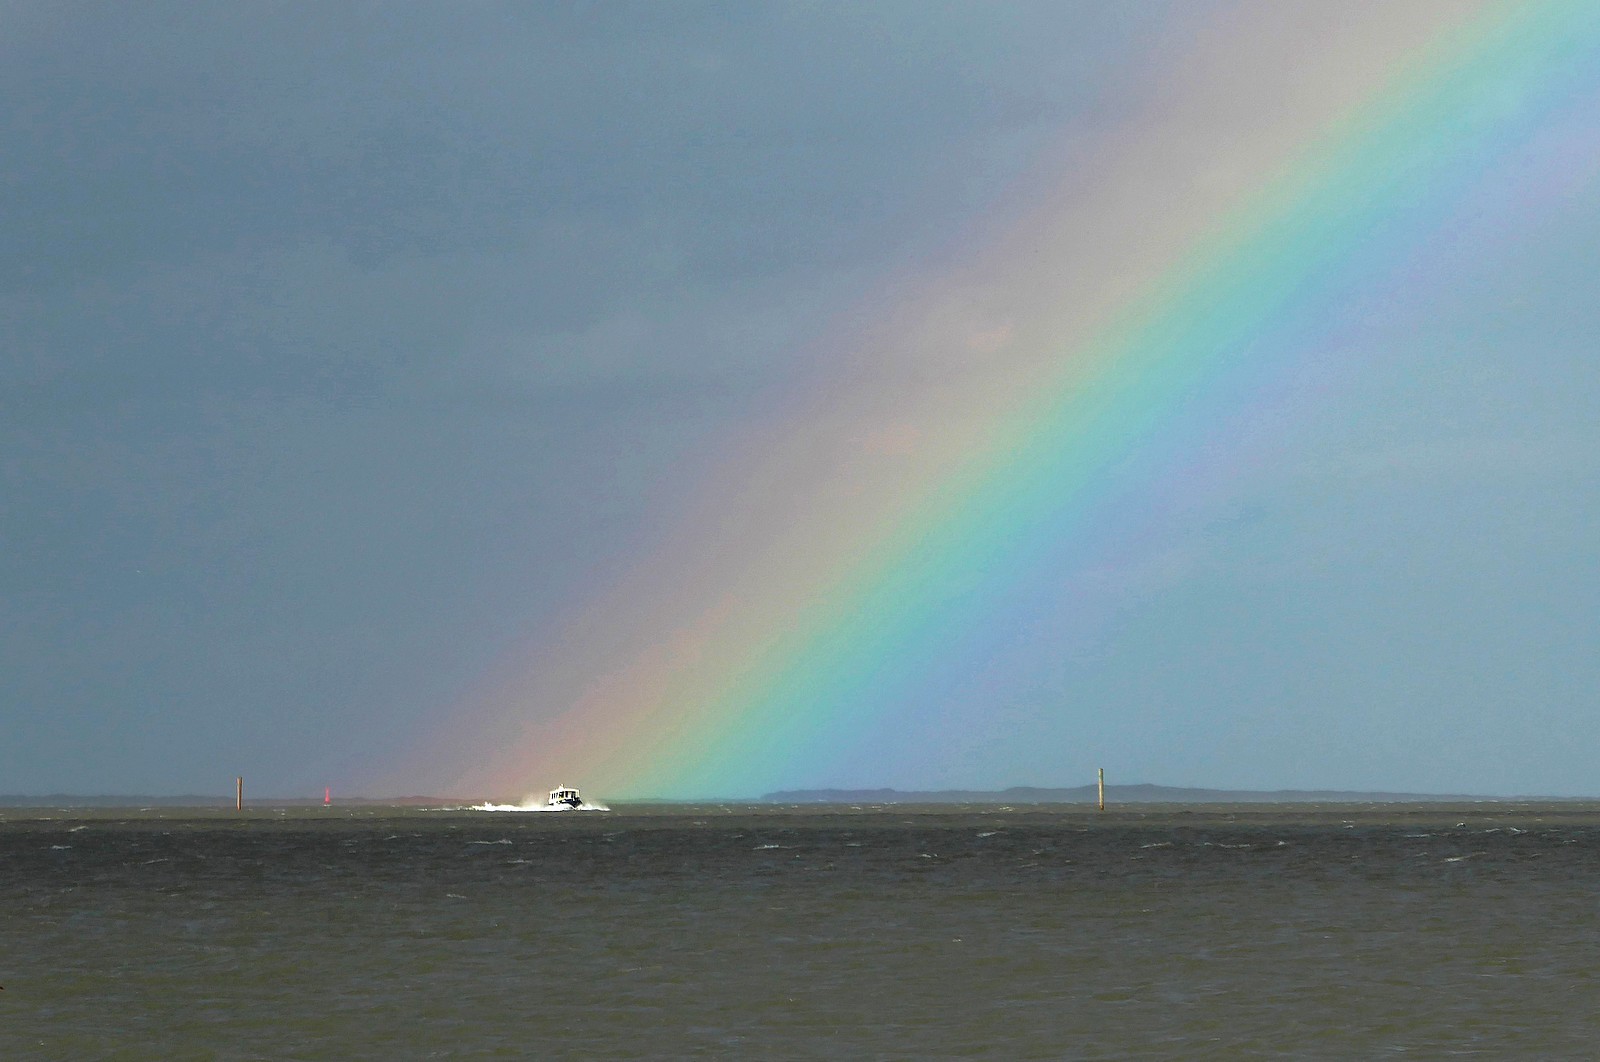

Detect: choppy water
[5,802,1600,1059]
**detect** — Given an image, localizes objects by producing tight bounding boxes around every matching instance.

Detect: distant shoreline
[758,784,1531,804]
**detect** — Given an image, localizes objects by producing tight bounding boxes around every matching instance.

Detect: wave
[468,800,611,813]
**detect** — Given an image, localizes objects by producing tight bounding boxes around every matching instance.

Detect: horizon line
[3,783,1599,806]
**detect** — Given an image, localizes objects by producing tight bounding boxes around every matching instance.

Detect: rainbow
[402,1,1600,800]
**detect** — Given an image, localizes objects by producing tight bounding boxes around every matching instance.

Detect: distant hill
[760,784,1489,804]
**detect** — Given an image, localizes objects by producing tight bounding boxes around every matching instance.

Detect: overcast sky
[4,1,1597,798]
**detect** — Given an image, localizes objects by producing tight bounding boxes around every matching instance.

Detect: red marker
[324,786,331,806]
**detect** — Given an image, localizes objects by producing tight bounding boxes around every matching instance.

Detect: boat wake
[469,799,611,813]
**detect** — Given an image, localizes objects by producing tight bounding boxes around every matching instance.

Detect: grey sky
[3,2,1175,794]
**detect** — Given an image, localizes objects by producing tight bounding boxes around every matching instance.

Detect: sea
[4,801,1599,1059]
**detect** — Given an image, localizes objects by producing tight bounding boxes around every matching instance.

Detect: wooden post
[236,776,243,811]
[1097,768,1105,811]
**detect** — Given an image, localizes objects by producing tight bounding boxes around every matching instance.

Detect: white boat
[547,785,584,809]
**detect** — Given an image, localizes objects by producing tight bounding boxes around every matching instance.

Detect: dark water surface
[5,802,1600,1059]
